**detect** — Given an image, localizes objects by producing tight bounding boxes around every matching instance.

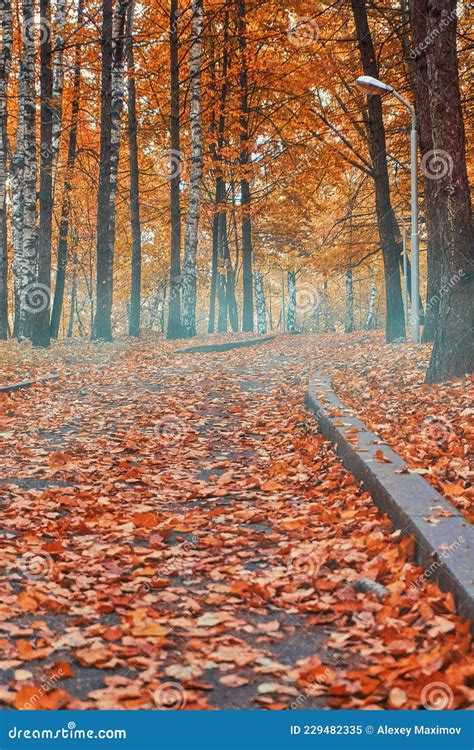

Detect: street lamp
[355,75,420,343]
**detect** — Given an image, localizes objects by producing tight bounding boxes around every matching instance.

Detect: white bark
[365,272,377,329]
[0,0,12,337]
[12,0,37,338]
[182,0,203,337]
[345,269,354,332]
[287,270,296,332]
[253,269,266,334]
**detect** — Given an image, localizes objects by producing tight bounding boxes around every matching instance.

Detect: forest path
[0,337,469,710]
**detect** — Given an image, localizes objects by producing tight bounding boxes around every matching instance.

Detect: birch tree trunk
[287,271,296,332]
[126,0,142,337]
[182,0,203,338]
[323,279,332,332]
[0,0,12,339]
[345,269,354,333]
[13,0,37,339]
[33,0,54,347]
[166,0,182,339]
[50,0,84,339]
[93,0,129,340]
[254,270,267,334]
[365,273,377,329]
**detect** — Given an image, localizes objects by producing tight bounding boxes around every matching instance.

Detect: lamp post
[355,75,419,343]
[402,217,408,326]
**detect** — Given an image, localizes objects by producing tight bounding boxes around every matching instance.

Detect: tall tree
[12,0,37,339]
[236,0,254,332]
[0,0,12,339]
[254,269,266,334]
[287,271,296,332]
[182,0,203,338]
[403,0,443,342]
[51,0,66,194]
[33,0,54,347]
[50,0,84,338]
[166,0,182,339]
[93,0,129,340]
[351,0,406,343]
[126,0,142,337]
[415,0,473,382]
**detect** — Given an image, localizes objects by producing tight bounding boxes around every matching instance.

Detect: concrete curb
[177,335,276,354]
[0,374,59,394]
[306,373,474,629]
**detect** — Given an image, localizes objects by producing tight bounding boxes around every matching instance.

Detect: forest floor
[0,332,472,710]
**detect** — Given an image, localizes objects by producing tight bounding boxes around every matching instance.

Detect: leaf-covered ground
[0,333,472,710]
[315,333,473,522]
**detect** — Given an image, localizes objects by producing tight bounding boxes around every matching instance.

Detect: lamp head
[355,75,393,96]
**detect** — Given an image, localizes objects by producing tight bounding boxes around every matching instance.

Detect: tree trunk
[345,269,354,332]
[405,0,444,342]
[93,0,114,339]
[254,270,266,334]
[216,206,227,332]
[93,0,128,341]
[0,0,12,340]
[182,0,203,338]
[365,272,377,329]
[51,0,66,196]
[32,0,54,348]
[166,0,182,339]
[237,0,254,331]
[323,279,332,332]
[67,278,77,337]
[287,271,296,332]
[351,0,405,342]
[208,212,218,333]
[416,0,474,382]
[50,0,84,339]
[13,0,37,340]
[126,0,142,337]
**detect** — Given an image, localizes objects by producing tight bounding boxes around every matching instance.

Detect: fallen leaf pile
[317,333,473,522]
[0,332,472,710]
